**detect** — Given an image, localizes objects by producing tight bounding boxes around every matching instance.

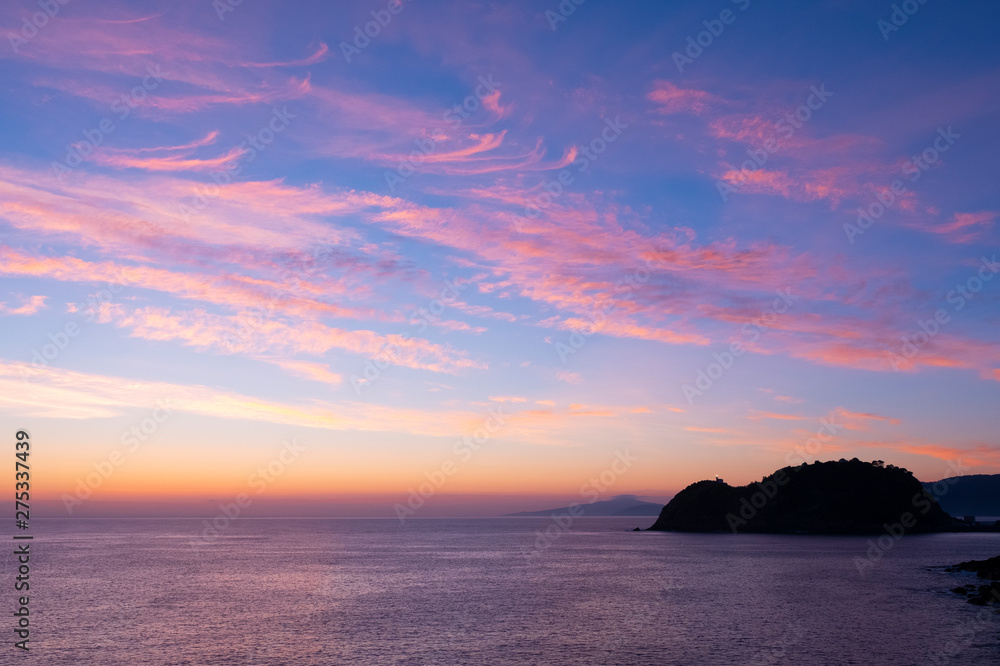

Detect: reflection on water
[12,517,1000,664]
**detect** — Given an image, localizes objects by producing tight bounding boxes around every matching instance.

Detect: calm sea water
[6,517,999,664]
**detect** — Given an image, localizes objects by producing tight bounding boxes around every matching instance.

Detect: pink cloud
[92,145,245,172]
[647,81,724,115]
[257,358,342,385]
[864,441,1000,468]
[0,295,47,316]
[748,411,806,421]
[1,359,487,436]
[556,317,709,346]
[92,304,486,375]
[555,370,582,384]
[907,211,996,244]
[719,167,856,204]
[482,90,512,119]
[489,396,528,403]
[685,426,738,434]
[115,131,220,154]
[245,43,330,68]
[835,407,901,430]
[0,248,379,322]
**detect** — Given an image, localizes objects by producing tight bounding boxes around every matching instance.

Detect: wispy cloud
[0,295,46,316]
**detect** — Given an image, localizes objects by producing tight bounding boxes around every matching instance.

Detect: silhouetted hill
[648,459,958,534]
[508,495,663,517]
[922,474,1000,517]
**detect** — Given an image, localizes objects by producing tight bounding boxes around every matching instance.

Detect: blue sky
[1,0,999,515]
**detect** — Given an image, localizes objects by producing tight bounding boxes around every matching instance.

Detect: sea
[7,517,999,665]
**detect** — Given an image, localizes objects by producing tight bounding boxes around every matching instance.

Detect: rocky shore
[947,555,1000,606]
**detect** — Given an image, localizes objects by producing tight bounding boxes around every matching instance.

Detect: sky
[1,0,999,517]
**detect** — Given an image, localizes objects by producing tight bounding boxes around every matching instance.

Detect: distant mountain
[648,459,958,534]
[507,494,663,517]
[922,475,1000,517]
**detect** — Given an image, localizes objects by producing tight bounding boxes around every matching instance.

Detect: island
[507,494,663,517]
[647,458,958,534]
